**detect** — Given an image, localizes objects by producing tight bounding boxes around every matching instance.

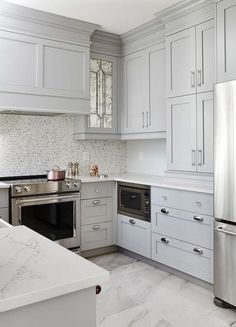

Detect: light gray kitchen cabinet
[151,232,213,283]
[151,186,213,283]
[196,92,214,173]
[0,29,90,114]
[167,92,213,173]
[81,182,113,251]
[217,0,236,82]
[122,50,146,134]
[0,189,9,223]
[73,53,119,140]
[81,197,112,225]
[117,214,151,258]
[196,20,215,93]
[167,27,196,98]
[0,2,98,114]
[167,95,197,172]
[81,222,113,251]
[121,43,166,139]
[167,20,215,97]
[145,43,166,134]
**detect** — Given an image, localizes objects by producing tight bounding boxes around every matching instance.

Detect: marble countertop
[0,173,213,193]
[79,173,213,194]
[0,226,109,313]
[0,182,10,189]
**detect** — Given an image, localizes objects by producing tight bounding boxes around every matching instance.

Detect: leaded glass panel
[89,58,113,129]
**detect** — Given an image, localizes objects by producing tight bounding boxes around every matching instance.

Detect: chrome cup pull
[161,208,169,214]
[193,248,203,255]
[92,200,101,205]
[92,225,101,230]
[161,237,169,244]
[129,219,136,225]
[193,215,204,222]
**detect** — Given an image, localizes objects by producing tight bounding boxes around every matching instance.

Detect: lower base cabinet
[117,214,151,258]
[151,232,213,283]
[81,222,113,251]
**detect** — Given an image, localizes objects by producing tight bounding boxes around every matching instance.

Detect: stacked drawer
[0,189,9,223]
[81,182,113,251]
[151,187,214,283]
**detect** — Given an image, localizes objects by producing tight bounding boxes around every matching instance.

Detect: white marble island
[0,224,109,327]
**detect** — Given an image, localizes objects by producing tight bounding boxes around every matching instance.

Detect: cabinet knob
[96,285,102,295]
[129,219,136,225]
[193,215,204,222]
[196,201,202,207]
[161,237,169,244]
[193,248,203,255]
[161,208,169,214]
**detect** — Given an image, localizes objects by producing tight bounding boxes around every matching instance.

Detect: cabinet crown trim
[155,0,215,25]
[0,1,99,40]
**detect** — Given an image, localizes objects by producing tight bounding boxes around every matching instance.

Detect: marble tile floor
[90,252,236,327]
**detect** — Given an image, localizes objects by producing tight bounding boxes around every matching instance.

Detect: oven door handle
[16,194,79,206]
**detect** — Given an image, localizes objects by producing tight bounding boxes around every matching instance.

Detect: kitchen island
[0,224,109,327]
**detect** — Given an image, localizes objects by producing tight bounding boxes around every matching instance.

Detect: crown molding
[0,1,99,46]
[155,0,215,24]
[121,18,164,45]
[91,30,121,57]
[121,18,165,55]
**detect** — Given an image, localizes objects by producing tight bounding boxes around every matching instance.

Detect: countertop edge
[0,271,109,313]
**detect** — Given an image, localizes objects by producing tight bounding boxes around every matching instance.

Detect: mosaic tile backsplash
[0,114,127,177]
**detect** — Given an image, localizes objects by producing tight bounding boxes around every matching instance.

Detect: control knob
[14,186,22,193]
[24,186,31,192]
[66,182,73,189]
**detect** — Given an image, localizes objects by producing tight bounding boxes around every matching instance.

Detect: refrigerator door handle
[215,226,236,237]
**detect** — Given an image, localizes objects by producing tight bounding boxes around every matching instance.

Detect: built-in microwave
[117,182,150,221]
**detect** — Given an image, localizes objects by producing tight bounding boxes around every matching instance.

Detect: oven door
[118,185,146,220]
[11,193,80,249]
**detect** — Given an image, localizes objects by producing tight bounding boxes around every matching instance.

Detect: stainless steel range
[4,176,81,249]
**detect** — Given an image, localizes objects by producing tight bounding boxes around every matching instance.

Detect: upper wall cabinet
[167,27,196,98]
[73,53,120,140]
[167,20,215,98]
[217,0,236,82]
[0,2,98,114]
[121,43,166,140]
[167,92,213,173]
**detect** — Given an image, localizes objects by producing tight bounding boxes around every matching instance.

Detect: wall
[126,139,167,176]
[0,114,127,177]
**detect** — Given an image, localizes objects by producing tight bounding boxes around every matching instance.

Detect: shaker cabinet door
[167,95,197,172]
[196,20,215,93]
[122,50,146,133]
[147,44,166,133]
[196,92,214,173]
[167,27,196,98]
[217,0,236,82]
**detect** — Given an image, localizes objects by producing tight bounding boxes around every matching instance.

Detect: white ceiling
[5,0,182,35]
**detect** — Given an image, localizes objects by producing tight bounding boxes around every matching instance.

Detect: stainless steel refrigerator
[214,80,236,308]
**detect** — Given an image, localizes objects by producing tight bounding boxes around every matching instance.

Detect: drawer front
[151,187,213,215]
[151,232,213,283]
[81,197,112,225]
[0,189,9,208]
[0,207,9,223]
[81,182,113,199]
[81,222,113,251]
[151,205,213,249]
[117,214,151,258]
